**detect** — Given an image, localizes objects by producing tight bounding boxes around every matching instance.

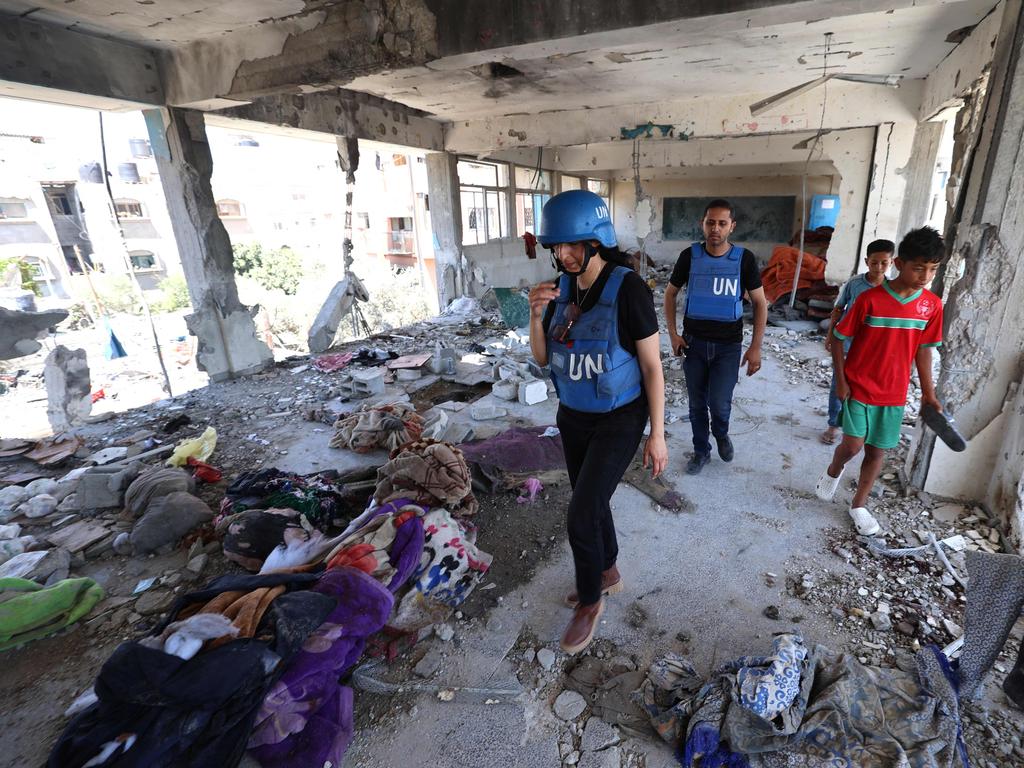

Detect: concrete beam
[0,13,163,108]
[425,152,465,306]
[163,1,439,107]
[213,89,444,151]
[920,1,1005,120]
[445,80,923,153]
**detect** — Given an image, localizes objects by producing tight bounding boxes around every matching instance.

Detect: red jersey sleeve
[920,297,944,347]
[834,290,868,341]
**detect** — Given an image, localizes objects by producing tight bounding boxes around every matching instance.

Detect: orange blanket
[760,245,826,304]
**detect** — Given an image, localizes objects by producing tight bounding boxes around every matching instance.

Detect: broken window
[514,166,552,238]
[129,250,158,271]
[114,198,145,219]
[458,159,509,246]
[392,154,408,166]
[560,175,584,192]
[0,200,29,219]
[587,179,612,214]
[46,192,73,216]
[216,199,244,217]
[62,245,93,274]
[356,212,370,229]
[387,217,414,252]
[24,256,56,296]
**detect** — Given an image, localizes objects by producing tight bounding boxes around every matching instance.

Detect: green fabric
[841,398,905,449]
[0,576,104,651]
[864,315,928,330]
[882,281,922,304]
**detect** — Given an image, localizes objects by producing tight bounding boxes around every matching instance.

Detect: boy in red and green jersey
[814,226,945,536]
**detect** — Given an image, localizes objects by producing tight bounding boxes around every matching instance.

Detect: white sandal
[814,468,844,501]
[849,506,881,536]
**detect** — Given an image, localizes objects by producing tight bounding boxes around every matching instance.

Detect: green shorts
[841,398,904,449]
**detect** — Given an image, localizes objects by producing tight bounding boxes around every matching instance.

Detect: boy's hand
[921,392,943,412]
[824,335,833,353]
[836,376,850,401]
[741,346,761,376]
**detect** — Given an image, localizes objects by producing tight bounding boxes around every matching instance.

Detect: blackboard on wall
[663,196,797,243]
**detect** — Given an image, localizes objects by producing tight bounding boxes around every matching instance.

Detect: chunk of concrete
[130,491,213,554]
[470,404,508,421]
[44,346,91,432]
[421,409,449,440]
[77,464,139,510]
[0,306,68,360]
[337,367,386,400]
[553,690,587,721]
[518,378,548,405]
[491,379,519,401]
[24,478,59,497]
[124,466,195,518]
[307,275,370,354]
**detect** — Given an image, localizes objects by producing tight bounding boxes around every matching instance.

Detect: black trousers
[556,398,648,606]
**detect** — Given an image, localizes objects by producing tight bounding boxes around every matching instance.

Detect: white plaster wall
[988,382,1024,548]
[611,174,835,268]
[463,238,554,291]
[859,121,918,258]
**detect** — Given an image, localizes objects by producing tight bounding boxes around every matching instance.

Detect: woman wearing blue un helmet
[528,189,667,654]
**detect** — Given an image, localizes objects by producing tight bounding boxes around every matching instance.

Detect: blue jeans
[827,339,853,427]
[682,337,742,456]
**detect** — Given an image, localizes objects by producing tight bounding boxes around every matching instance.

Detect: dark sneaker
[686,453,710,475]
[716,436,734,462]
[1003,668,1024,710]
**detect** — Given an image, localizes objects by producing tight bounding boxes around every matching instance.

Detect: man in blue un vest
[664,199,768,474]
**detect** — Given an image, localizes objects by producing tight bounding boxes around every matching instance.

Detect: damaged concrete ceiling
[0,0,997,122]
[348,0,997,121]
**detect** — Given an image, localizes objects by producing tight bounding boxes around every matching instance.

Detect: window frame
[458,158,510,246]
[0,200,30,220]
[216,199,245,218]
[128,249,160,272]
[114,198,146,220]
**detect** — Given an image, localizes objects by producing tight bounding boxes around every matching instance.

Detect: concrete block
[430,345,457,374]
[491,379,519,401]
[77,464,139,510]
[442,422,475,444]
[518,378,548,405]
[350,367,386,397]
[470,404,508,421]
[44,346,91,432]
[396,367,422,381]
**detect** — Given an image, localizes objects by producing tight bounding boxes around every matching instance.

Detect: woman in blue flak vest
[528,189,667,654]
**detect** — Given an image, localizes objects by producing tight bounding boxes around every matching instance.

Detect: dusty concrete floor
[1,316,1022,768]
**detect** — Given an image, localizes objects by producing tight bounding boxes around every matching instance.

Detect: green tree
[231,243,303,295]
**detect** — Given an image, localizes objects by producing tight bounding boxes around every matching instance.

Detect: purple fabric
[458,426,565,473]
[387,516,425,593]
[248,567,394,767]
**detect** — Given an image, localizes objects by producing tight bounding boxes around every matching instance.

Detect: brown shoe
[565,565,623,608]
[560,599,604,654]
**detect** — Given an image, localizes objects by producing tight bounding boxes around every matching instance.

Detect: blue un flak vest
[547,265,643,413]
[684,242,744,322]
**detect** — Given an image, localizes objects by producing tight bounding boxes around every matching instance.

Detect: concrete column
[896,120,945,236]
[425,152,464,307]
[912,0,1024,543]
[145,108,272,382]
[859,121,916,255]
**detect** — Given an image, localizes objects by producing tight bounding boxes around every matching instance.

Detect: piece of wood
[387,353,432,370]
[46,519,111,552]
[0,471,46,485]
[24,436,84,466]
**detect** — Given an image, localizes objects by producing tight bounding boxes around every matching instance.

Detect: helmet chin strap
[550,243,596,275]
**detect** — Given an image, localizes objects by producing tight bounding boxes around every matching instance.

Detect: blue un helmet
[538,190,617,249]
[538,190,616,275]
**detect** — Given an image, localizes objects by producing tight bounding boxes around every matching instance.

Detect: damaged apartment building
[1,0,1024,765]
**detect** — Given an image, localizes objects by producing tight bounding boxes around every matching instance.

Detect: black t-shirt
[542,262,658,355]
[669,244,762,344]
